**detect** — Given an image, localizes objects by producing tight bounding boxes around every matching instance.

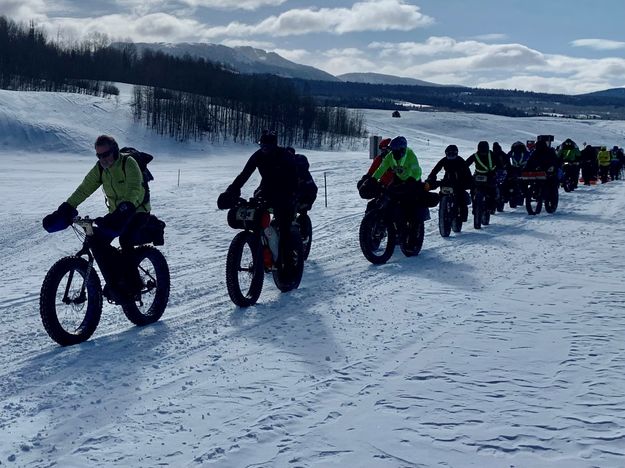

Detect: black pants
[89,213,149,292]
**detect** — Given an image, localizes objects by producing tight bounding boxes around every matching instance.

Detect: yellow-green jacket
[67,155,150,213]
[372,147,422,182]
[597,149,611,167]
[558,147,580,162]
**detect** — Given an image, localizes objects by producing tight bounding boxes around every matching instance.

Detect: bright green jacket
[597,149,611,167]
[372,147,422,182]
[67,155,149,213]
[558,147,580,162]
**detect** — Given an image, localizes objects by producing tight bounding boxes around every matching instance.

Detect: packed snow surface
[1,86,625,467]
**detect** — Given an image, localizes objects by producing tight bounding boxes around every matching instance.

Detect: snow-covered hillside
[1,87,625,467]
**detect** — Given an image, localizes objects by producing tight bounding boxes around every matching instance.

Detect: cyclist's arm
[230,152,259,191]
[66,163,102,208]
[427,158,445,181]
[372,154,392,180]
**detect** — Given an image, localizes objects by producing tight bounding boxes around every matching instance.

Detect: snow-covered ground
[1,86,625,467]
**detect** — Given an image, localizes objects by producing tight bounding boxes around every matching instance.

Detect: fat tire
[401,221,424,257]
[122,246,170,325]
[482,206,491,226]
[545,186,559,214]
[438,195,452,238]
[40,256,102,346]
[473,192,484,230]
[451,216,463,233]
[226,231,264,307]
[525,186,543,215]
[359,210,396,265]
[273,227,305,292]
[297,213,313,260]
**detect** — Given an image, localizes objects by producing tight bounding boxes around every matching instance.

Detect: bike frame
[63,217,97,306]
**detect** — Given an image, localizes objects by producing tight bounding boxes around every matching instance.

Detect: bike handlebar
[72,216,96,235]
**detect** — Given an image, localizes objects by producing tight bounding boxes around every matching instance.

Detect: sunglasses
[96,149,114,159]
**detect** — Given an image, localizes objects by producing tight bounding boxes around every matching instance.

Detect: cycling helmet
[390,136,407,151]
[378,137,392,150]
[258,129,278,147]
[445,144,458,158]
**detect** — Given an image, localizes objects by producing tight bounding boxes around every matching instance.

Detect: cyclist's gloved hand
[95,201,135,237]
[42,202,77,233]
[357,175,380,199]
[217,185,241,209]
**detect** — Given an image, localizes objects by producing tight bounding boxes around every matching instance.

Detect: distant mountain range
[578,87,625,98]
[116,42,340,82]
[115,43,451,88]
[111,41,625,118]
[337,72,449,87]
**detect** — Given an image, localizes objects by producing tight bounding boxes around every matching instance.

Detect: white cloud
[471,33,508,42]
[197,0,433,38]
[116,0,287,11]
[181,0,287,9]
[0,0,47,22]
[270,48,311,62]
[289,36,625,94]
[39,13,207,43]
[571,38,625,50]
[221,39,276,49]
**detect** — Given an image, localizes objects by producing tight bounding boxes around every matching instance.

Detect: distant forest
[295,80,625,119]
[0,16,366,147]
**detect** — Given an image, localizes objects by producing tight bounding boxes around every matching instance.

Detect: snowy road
[1,89,625,466]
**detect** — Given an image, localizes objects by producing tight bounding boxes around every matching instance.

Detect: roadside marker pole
[324,172,328,208]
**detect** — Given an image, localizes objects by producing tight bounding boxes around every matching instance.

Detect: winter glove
[357,175,381,199]
[42,202,77,233]
[217,185,241,209]
[95,201,135,237]
[424,177,437,191]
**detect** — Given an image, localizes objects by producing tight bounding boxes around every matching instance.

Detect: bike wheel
[438,196,452,238]
[545,186,559,214]
[359,210,396,264]
[226,231,264,307]
[451,216,463,233]
[473,193,483,230]
[482,206,491,225]
[122,246,170,326]
[525,188,543,215]
[40,256,102,346]
[273,227,305,292]
[496,195,505,212]
[297,213,313,260]
[401,220,424,257]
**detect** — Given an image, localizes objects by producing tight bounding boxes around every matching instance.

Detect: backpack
[293,153,318,210]
[119,147,154,207]
[99,147,154,208]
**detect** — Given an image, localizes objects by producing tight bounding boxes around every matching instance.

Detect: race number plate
[236,207,256,221]
[474,175,488,182]
[440,186,454,195]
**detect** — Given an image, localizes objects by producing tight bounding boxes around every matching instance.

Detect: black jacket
[580,146,598,164]
[427,156,473,189]
[230,147,298,204]
[526,146,559,172]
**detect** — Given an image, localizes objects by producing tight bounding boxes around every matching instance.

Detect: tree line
[0,16,366,147]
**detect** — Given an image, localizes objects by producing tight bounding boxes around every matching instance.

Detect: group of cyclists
[358,135,625,231]
[40,130,625,343]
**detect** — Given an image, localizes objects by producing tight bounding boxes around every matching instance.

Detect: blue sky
[2,0,625,94]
